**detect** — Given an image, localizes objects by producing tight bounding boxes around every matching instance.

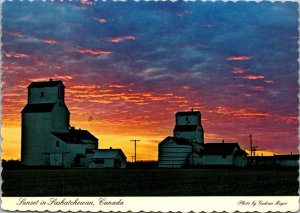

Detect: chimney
[110,147,112,150]
[222,140,224,143]
[49,78,53,81]
[191,108,194,112]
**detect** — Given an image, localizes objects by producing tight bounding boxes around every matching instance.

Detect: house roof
[69,128,98,141]
[174,125,198,132]
[200,143,243,155]
[21,103,56,113]
[176,111,201,116]
[28,80,64,88]
[160,136,191,146]
[233,149,248,156]
[52,129,98,145]
[92,149,127,160]
[52,132,85,144]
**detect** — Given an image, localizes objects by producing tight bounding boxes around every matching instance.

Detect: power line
[130,139,140,162]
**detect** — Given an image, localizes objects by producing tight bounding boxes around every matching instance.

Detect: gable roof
[52,129,98,145]
[28,80,64,88]
[70,128,98,141]
[173,125,198,132]
[200,143,242,155]
[92,149,127,160]
[52,132,85,144]
[176,111,201,116]
[22,103,56,113]
[160,136,191,146]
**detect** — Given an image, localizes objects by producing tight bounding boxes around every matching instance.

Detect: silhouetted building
[158,110,247,168]
[249,154,299,167]
[21,79,126,168]
[86,148,127,168]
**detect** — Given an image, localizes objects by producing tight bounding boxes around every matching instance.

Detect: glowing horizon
[2,1,299,160]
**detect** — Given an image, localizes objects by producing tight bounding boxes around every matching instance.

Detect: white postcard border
[1,196,299,212]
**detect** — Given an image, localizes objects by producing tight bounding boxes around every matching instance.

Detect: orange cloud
[43,39,57,45]
[226,56,251,61]
[232,67,247,74]
[110,35,135,43]
[250,86,265,91]
[80,0,95,5]
[238,75,265,80]
[208,106,272,118]
[182,85,190,90]
[7,31,24,38]
[77,47,112,55]
[99,18,107,24]
[29,74,73,82]
[265,80,274,84]
[5,52,29,59]
[109,84,124,88]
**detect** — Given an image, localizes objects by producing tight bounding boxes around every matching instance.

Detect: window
[41,92,44,98]
[56,141,59,147]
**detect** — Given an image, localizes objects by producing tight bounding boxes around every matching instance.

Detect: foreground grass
[2,168,298,196]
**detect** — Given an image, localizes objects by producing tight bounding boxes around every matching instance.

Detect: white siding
[51,102,69,132]
[28,85,63,104]
[158,141,192,168]
[276,159,299,167]
[176,131,196,142]
[233,155,247,167]
[176,114,200,125]
[81,139,98,150]
[47,135,86,168]
[198,155,234,166]
[21,112,52,166]
[87,150,126,169]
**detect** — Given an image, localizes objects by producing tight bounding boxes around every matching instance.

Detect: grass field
[2,168,298,196]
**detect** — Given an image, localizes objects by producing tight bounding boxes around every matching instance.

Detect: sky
[2,1,299,161]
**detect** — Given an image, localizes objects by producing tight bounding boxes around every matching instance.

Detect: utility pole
[249,134,253,157]
[131,156,135,163]
[130,139,140,162]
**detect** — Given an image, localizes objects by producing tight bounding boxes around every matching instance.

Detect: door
[50,154,63,166]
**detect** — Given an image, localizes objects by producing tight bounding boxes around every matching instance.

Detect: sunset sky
[2,1,299,161]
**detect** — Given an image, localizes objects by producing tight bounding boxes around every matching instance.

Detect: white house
[21,79,126,168]
[158,110,247,168]
[190,142,247,167]
[86,148,127,169]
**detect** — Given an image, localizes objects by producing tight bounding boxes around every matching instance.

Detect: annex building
[158,110,247,168]
[21,79,126,168]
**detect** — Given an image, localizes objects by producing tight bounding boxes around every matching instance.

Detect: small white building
[274,155,299,167]
[21,79,126,168]
[190,142,247,167]
[250,154,299,167]
[87,149,127,168]
[158,110,247,168]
